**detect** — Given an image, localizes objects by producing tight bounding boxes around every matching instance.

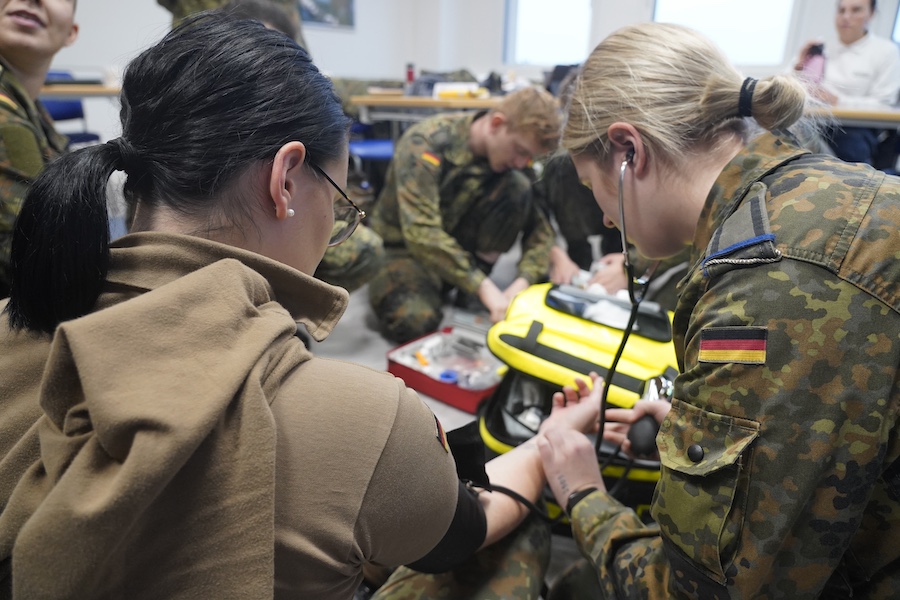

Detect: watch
[565,486,598,516]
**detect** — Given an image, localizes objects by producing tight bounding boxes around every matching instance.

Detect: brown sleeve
[354,382,460,567]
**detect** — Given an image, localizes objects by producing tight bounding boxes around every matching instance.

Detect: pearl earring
[287,208,295,218]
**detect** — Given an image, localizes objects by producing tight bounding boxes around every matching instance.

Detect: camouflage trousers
[315,223,384,293]
[370,510,551,600]
[545,558,603,600]
[368,173,532,343]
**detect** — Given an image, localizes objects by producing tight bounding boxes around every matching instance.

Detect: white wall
[306,0,508,81]
[46,0,900,142]
[50,1,171,142]
[304,0,416,79]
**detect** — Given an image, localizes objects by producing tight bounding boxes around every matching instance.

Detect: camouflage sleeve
[569,490,670,599]
[663,257,900,598]
[514,203,553,284]
[0,111,45,292]
[315,224,384,292]
[394,134,486,294]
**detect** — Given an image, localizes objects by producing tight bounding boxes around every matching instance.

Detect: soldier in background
[792,0,900,165]
[0,0,79,298]
[367,86,560,343]
[540,22,900,598]
[534,152,690,313]
[534,152,622,285]
[157,0,309,51]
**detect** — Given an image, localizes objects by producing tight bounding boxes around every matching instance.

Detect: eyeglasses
[308,161,366,246]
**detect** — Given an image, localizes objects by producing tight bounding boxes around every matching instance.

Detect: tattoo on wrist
[557,475,569,498]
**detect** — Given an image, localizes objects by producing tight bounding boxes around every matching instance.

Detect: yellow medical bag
[479,283,679,520]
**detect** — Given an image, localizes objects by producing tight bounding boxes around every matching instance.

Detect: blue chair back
[40,70,100,147]
[349,139,394,162]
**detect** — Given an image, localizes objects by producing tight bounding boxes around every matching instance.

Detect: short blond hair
[494,86,561,153]
[563,23,809,166]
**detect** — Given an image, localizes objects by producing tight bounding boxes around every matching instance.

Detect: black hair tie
[738,77,758,118]
[108,137,141,173]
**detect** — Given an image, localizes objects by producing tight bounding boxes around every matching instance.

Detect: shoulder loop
[0,91,18,112]
[702,181,782,278]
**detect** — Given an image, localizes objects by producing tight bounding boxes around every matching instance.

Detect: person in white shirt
[795,0,900,164]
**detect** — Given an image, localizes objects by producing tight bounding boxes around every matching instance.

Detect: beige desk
[818,106,900,129]
[351,98,900,134]
[351,94,501,138]
[40,84,121,99]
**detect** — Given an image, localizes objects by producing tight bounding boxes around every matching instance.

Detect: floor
[308,283,482,431]
[309,259,584,593]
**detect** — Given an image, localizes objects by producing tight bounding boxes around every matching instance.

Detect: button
[687,444,704,462]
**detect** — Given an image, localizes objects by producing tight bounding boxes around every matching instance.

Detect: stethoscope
[593,149,661,459]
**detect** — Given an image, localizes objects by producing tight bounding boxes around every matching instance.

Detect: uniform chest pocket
[651,399,759,584]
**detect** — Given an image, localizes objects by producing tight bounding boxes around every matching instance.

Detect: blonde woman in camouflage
[539,22,900,599]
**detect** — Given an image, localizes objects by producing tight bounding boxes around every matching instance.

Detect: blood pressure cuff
[405,480,487,573]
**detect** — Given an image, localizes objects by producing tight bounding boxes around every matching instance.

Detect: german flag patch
[434,414,450,453]
[698,327,767,364]
[421,151,441,167]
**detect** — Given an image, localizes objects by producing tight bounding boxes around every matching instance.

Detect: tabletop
[40,84,121,98]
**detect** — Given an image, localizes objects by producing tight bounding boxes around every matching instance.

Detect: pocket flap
[657,399,759,476]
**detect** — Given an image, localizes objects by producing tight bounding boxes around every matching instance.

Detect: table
[350,94,501,138]
[40,84,121,99]
[826,107,900,129]
[351,97,900,137]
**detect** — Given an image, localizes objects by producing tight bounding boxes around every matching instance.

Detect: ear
[488,111,508,132]
[268,141,307,220]
[607,122,648,177]
[65,23,79,48]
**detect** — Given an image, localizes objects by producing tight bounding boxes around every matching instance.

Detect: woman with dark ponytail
[0,13,601,600]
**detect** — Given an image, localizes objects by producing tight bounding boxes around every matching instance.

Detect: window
[505,0,592,66]
[654,0,798,66]
[892,2,900,44]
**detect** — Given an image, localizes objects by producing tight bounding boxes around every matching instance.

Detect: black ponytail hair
[8,145,117,332]
[6,12,350,333]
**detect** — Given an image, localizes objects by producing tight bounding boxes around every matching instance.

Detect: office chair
[40,70,101,148]
[348,122,394,198]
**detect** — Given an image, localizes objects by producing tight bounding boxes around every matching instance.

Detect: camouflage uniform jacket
[156,0,309,49]
[571,132,900,599]
[370,112,553,294]
[0,59,68,295]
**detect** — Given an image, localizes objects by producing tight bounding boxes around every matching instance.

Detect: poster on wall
[299,0,355,28]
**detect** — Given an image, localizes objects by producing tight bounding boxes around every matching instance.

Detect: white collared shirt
[823,32,900,108]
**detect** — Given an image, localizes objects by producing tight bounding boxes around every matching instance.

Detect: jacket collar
[107,232,349,341]
[443,111,486,166]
